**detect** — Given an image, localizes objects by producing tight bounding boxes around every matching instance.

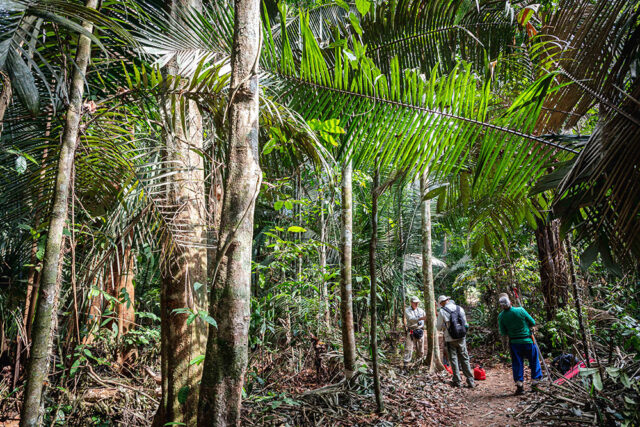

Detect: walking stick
[512,285,551,382]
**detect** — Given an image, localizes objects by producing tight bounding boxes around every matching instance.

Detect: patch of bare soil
[458,360,537,426]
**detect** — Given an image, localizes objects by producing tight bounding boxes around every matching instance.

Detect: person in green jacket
[498,294,542,395]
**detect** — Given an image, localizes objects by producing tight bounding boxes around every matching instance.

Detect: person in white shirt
[436,295,476,388]
[404,296,426,368]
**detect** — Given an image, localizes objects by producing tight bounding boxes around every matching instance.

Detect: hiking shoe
[515,385,525,395]
[449,381,462,388]
[465,382,477,389]
[531,379,542,392]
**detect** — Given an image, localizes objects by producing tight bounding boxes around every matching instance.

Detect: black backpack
[442,305,467,339]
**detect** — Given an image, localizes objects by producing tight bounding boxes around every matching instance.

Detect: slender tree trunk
[340,160,357,379]
[319,194,330,328]
[155,1,208,422]
[369,168,384,412]
[20,2,97,424]
[197,0,261,423]
[0,71,11,131]
[566,238,591,366]
[535,218,570,320]
[295,170,303,280]
[83,275,102,346]
[116,245,136,368]
[396,186,404,332]
[420,173,445,372]
[14,238,39,390]
[20,145,50,369]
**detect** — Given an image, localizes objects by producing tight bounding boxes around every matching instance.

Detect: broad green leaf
[349,12,363,36]
[186,313,196,325]
[7,49,39,115]
[274,200,284,211]
[193,282,205,292]
[620,372,631,388]
[198,311,217,328]
[287,226,307,233]
[70,358,82,376]
[592,372,603,391]
[355,0,371,16]
[177,386,190,404]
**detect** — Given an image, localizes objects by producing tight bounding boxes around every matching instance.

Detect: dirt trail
[456,362,533,426]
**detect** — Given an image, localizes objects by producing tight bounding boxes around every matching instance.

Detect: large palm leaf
[266,6,575,202]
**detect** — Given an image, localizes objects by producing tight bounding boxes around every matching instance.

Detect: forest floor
[0,340,575,426]
[241,338,549,426]
[457,357,532,426]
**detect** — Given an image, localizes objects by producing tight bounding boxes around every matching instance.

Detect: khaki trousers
[446,337,475,386]
[403,330,424,363]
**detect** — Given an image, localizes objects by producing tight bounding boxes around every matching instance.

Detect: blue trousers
[509,342,542,383]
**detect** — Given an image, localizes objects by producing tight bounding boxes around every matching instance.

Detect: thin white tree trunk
[20,1,98,424]
[420,172,445,372]
[340,160,356,378]
[319,195,330,328]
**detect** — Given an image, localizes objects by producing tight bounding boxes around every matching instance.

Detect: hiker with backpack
[437,295,476,388]
[403,296,426,369]
[497,294,543,395]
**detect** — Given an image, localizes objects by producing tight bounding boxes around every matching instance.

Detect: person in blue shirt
[498,294,543,395]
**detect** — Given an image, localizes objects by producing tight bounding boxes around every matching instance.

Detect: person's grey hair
[499,295,511,308]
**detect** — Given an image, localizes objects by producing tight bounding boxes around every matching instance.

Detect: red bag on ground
[444,364,453,374]
[474,365,486,380]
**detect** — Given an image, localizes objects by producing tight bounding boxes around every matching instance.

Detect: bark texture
[369,169,384,412]
[155,1,208,422]
[0,71,11,133]
[197,0,261,424]
[340,160,357,379]
[420,173,445,372]
[20,2,97,424]
[116,245,136,368]
[535,218,570,320]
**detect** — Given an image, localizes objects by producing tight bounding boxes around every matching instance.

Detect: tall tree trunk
[420,173,445,372]
[369,168,384,412]
[319,193,330,328]
[155,1,208,423]
[566,238,591,366]
[396,185,405,331]
[197,0,261,423]
[116,245,136,369]
[535,218,570,320]
[295,170,303,280]
[20,2,97,423]
[340,160,357,379]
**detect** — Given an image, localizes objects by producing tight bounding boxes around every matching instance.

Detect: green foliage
[541,306,579,350]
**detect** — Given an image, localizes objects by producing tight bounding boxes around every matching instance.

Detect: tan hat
[410,296,420,303]
[437,295,450,304]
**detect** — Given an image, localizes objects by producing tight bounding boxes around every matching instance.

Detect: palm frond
[265,7,575,190]
[0,0,136,114]
[555,83,640,268]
